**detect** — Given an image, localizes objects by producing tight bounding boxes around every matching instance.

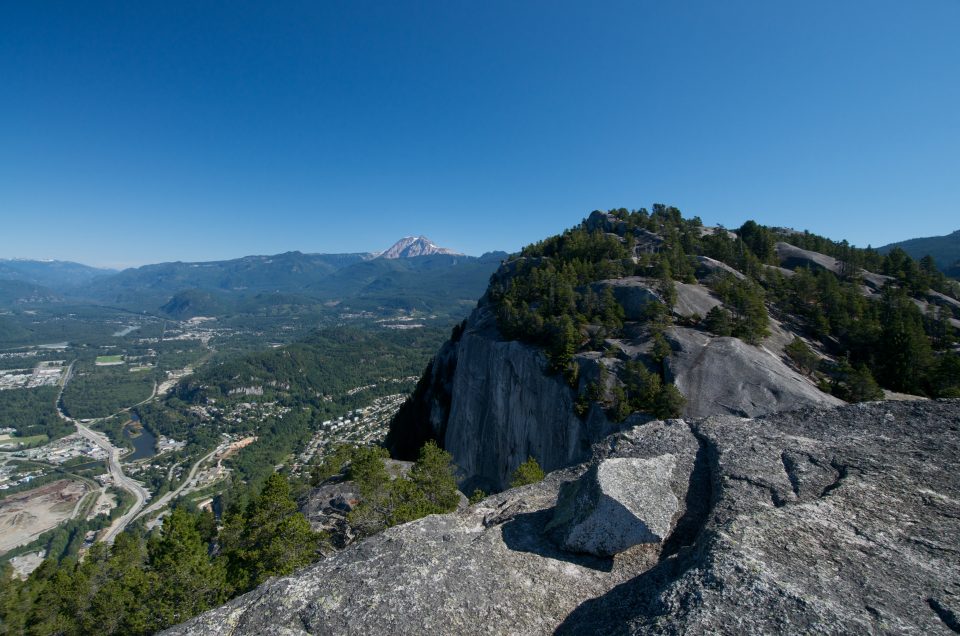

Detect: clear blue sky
[1,1,958,268]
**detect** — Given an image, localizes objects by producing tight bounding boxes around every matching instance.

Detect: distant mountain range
[0,238,507,320]
[878,229,960,278]
[0,259,115,289]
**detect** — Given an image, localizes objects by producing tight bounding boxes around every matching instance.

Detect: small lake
[124,416,157,461]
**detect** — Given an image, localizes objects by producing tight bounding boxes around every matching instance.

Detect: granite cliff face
[167,400,960,635]
[388,306,636,491]
[444,327,596,492]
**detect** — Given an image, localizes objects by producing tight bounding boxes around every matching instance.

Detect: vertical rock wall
[443,328,589,492]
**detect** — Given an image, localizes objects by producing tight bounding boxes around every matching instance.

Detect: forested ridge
[486,206,960,412]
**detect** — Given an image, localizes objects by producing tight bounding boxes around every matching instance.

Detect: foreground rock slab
[167,401,960,636]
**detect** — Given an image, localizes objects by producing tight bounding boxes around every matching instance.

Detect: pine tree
[147,507,226,626]
[703,306,733,336]
[407,441,460,513]
[653,383,686,419]
[87,533,153,635]
[510,457,546,488]
[785,338,819,375]
[650,332,672,372]
[221,474,320,592]
[877,290,932,394]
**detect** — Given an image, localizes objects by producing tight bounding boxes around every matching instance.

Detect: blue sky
[1,1,958,268]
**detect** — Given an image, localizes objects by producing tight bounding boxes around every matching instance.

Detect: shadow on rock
[553,545,701,635]
[500,509,614,573]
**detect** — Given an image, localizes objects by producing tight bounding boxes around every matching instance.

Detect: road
[74,421,151,542]
[55,361,153,543]
[135,444,221,521]
[38,339,216,544]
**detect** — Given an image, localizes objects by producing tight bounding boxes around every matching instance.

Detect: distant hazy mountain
[34,240,503,319]
[878,229,960,277]
[79,251,372,308]
[0,259,115,290]
[0,238,504,318]
[377,236,463,259]
[305,252,503,315]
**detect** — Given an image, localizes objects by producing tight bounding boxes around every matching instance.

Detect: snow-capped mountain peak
[377,236,463,259]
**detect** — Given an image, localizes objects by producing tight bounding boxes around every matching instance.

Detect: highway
[74,421,151,542]
[55,362,153,543]
[43,340,217,544]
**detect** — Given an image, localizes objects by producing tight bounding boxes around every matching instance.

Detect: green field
[95,355,124,364]
[0,434,49,449]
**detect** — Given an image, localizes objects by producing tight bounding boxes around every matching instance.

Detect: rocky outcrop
[928,289,960,312]
[861,269,895,290]
[389,304,633,491]
[665,326,844,418]
[585,210,626,234]
[911,298,960,330]
[299,481,360,550]
[697,226,738,240]
[300,459,417,550]
[672,282,723,318]
[167,400,960,636]
[592,278,663,320]
[583,211,664,256]
[545,454,682,556]
[695,255,746,280]
[775,242,844,274]
[593,278,722,320]
[774,242,895,292]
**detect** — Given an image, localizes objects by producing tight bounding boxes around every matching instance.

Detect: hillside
[0,279,61,305]
[388,206,960,489]
[75,251,372,309]
[8,209,960,635]
[879,229,960,278]
[306,252,503,314]
[136,325,448,485]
